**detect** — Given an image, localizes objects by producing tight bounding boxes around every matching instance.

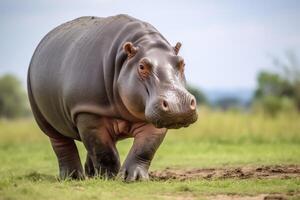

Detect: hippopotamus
[27,14,198,182]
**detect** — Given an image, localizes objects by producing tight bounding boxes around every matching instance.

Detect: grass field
[0,108,300,200]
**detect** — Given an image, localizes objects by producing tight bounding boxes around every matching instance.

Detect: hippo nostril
[190,98,196,110]
[161,100,169,111]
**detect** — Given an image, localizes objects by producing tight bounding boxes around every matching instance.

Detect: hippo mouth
[149,112,198,129]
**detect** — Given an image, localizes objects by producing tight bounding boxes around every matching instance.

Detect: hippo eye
[138,61,151,80]
[139,64,145,70]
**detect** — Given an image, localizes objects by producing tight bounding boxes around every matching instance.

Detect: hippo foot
[94,167,119,179]
[118,163,149,182]
[85,164,119,179]
[59,168,85,180]
[85,157,120,179]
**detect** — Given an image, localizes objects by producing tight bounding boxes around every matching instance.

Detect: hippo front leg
[76,114,120,178]
[119,123,167,182]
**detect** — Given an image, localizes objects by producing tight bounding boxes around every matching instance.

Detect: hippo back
[28,15,169,138]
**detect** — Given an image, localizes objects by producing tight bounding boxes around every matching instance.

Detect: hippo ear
[123,42,138,58]
[174,42,182,55]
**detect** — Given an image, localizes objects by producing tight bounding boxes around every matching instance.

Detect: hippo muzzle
[145,86,198,129]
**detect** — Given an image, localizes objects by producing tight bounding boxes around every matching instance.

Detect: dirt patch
[206,194,289,200]
[157,194,295,200]
[150,165,300,181]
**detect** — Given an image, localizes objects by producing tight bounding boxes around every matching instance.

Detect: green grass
[0,109,300,199]
[1,177,299,200]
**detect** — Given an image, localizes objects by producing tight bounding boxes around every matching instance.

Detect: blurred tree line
[0,74,29,118]
[253,51,300,115]
[188,51,300,115]
[186,84,207,105]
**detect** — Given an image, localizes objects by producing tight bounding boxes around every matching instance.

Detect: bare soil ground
[150,165,300,181]
[158,193,297,200]
[206,194,291,200]
[151,165,300,200]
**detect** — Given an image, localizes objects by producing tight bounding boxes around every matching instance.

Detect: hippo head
[118,41,198,129]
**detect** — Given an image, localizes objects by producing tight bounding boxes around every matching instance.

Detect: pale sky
[0,0,300,90]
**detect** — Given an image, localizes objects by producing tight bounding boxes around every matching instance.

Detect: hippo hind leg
[50,136,84,180]
[29,106,84,180]
[28,97,84,180]
[32,117,84,180]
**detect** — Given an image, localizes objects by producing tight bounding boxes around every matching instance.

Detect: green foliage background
[0,74,29,118]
